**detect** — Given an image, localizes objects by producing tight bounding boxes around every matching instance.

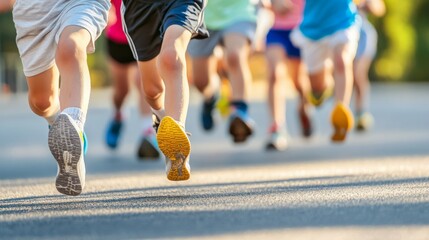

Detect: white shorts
[291,24,360,74]
[356,17,378,60]
[12,0,110,77]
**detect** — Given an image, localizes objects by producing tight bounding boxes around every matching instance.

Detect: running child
[104,0,159,159]
[121,0,208,180]
[264,0,313,151]
[187,0,257,143]
[353,0,385,131]
[12,0,110,195]
[291,0,361,142]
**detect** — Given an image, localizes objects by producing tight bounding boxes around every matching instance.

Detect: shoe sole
[156,116,191,181]
[265,142,287,151]
[229,117,253,143]
[137,138,160,160]
[331,104,354,143]
[48,114,83,196]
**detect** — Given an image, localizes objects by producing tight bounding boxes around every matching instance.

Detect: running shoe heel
[156,116,191,181]
[48,114,85,196]
[331,103,354,142]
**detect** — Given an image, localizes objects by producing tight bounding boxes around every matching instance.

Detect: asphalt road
[1,83,429,240]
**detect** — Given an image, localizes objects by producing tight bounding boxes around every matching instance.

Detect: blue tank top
[299,0,361,40]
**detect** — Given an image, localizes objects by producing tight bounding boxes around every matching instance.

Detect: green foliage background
[1,1,429,87]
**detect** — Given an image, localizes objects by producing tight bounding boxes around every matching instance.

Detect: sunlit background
[1,0,429,94]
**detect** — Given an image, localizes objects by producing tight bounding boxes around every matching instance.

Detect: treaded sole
[229,117,253,143]
[331,103,354,143]
[156,116,191,181]
[48,114,83,196]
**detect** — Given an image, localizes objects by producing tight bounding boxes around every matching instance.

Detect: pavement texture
[1,82,429,239]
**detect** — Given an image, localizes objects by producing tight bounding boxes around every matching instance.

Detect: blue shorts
[266,29,301,58]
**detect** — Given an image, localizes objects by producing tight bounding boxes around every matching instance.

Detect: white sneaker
[265,131,288,151]
[48,113,86,196]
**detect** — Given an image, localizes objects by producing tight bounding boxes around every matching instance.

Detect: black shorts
[122,0,209,61]
[106,38,136,64]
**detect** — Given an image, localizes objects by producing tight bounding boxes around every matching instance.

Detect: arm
[360,0,386,17]
[0,0,14,13]
[270,0,293,16]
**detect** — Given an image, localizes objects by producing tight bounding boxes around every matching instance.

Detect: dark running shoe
[299,104,313,138]
[201,95,217,131]
[228,109,254,143]
[137,128,160,160]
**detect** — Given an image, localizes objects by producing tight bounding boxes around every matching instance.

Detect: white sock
[45,108,60,127]
[62,107,86,131]
[151,107,165,119]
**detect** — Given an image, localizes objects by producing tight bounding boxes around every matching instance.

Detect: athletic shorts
[291,24,360,74]
[12,0,110,77]
[355,18,378,60]
[107,38,135,64]
[121,0,209,61]
[187,21,256,58]
[266,29,301,58]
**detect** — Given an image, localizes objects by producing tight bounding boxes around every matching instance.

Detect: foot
[356,111,374,132]
[201,95,217,131]
[137,128,160,160]
[298,103,313,138]
[48,113,86,196]
[105,118,123,149]
[228,109,254,143]
[265,129,288,151]
[331,103,354,142]
[156,116,191,181]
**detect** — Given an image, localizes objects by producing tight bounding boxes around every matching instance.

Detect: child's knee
[225,50,241,70]
[158,48,184,74]
[28,92,56,116]
[144,84,164,101]
[56,29,89,63]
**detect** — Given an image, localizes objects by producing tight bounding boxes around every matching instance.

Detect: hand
[271,0,293,16]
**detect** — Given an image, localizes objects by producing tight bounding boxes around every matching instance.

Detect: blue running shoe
[228,109,255,143]
[137,128,160,160]
[82,131,88,155]
[201,95,217,131]
[105,119,123,149]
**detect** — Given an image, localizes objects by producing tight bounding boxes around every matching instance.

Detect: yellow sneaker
[216,78,232,118]
[307,87,333,107]
[330,103,354,142]
[156,116,191,181]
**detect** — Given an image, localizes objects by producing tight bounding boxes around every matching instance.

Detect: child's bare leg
[138,59,165,117]
[26,67,60,125]
[223,33,252,101]
[288,59,309,102]
[266,44,287,129]
[157,25,192,124]
[109,59,133,115]
[354,56,372,113]
[55,26,92,116]
[308,63,331,93]
[192,55,219,99]
[333,43,355,106]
